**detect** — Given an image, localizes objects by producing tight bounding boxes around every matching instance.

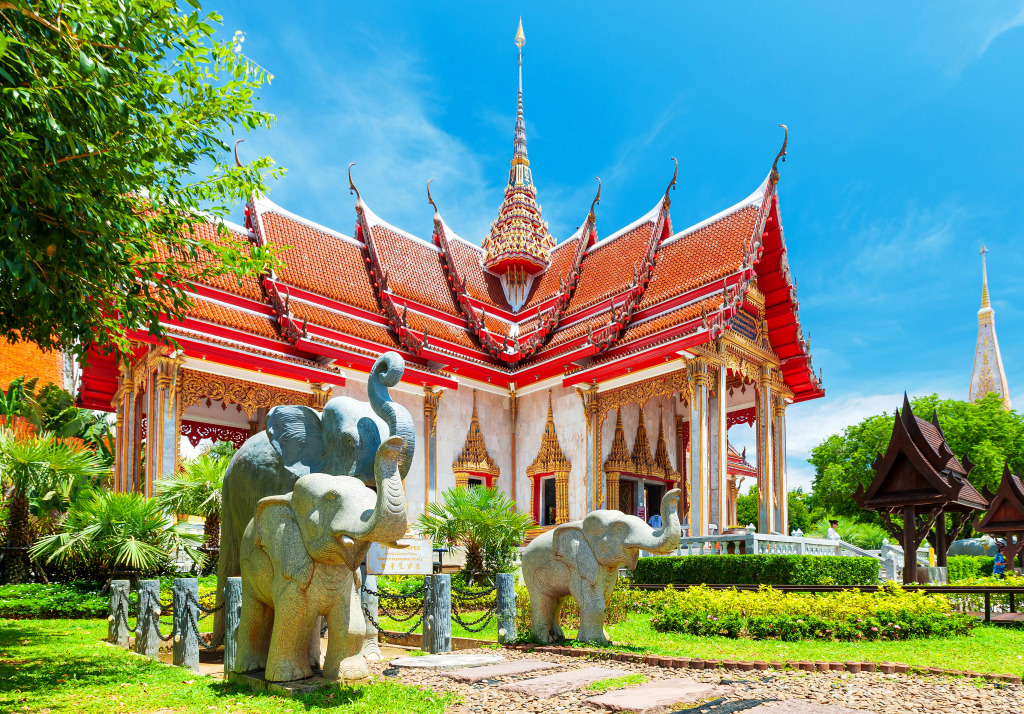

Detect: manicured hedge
[0,583,108,618]
[645,583,975,641]
[947,555,996,583]
[633,554,879,586]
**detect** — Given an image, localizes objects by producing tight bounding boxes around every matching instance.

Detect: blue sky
[214,2,1024,489]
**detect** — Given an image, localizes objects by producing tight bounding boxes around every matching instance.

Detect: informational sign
[366,537,433,575]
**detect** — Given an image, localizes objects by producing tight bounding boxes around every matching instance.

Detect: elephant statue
[216,351,414,660]
[234,435,408,682]
[948,536,1002,557]
[522,489,681,644]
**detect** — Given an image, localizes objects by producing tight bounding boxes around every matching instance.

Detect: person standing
[826,519,841,541]
[993,551,1007,579]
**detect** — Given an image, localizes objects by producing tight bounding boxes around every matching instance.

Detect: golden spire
[515,17,525,49]
[980,245,990,309]
[452,390,499,478]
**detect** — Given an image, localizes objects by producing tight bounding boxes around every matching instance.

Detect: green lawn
[382,610,1024,678]
[0,618,458,714]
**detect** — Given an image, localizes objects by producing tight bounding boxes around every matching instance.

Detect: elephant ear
[253,494,314,590]
[266,405,326,478]
[552,524,599,586]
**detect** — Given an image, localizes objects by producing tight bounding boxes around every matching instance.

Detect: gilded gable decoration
[452,390,500,487]
[526,390,571,476]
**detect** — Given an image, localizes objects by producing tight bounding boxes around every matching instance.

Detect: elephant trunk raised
[368,353,415,480]
[625,488,682,554]
[334,435,407,547]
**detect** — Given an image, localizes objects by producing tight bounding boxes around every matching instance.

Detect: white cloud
[912,2,1024,76]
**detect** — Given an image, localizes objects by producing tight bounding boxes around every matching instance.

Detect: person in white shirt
[826,519,841,541]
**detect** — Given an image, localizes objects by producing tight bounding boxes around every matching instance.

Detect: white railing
[669,533,882,560]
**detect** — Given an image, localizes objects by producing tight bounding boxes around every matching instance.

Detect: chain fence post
[172,577,200,670]
[223,577,242,677]
[108,579,130,647]
[361,568,379,645]
[134,579,160,658]
[496,573,516,644]
[421,574,432,651]
[428,573,451,654]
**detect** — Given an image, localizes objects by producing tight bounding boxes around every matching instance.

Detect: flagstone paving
[497,666,625,697]
[442,660,561,683]
[390,653,505,670]
[583,677,734,713]
[372,647,1023,714]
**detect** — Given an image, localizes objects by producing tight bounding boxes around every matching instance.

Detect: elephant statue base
[234,435,408,682]
[521,489,681,645]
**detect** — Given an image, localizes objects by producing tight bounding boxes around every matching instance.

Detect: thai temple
[969,246,1011,410]
[74,22,824,537]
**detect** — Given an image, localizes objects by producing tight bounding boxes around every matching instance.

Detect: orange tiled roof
[523,235,581,310]
[565,221,656,316]
[447,238,513,311]
[182,296,279,340]
[290,299,398,349]
[369,224,459,317]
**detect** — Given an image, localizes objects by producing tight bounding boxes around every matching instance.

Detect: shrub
[644,583,974,641]
[633,554,879,586]
[0,582,108,618]
[947,556,997,583]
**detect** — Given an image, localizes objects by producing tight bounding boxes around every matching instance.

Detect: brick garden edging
[502,643,1023,685]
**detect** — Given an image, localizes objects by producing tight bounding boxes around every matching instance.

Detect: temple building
[969,246,1010,410]
[76,23,823,537]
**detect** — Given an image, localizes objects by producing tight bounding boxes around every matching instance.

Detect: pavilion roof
[974,465,1024,534]
[856,394,987,512]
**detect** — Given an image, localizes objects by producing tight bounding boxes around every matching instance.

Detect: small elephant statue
[522,489,681,644]
[216,351,414,657]
[234,435,408,682]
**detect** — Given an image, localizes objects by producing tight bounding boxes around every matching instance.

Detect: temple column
[727,476,739,526]
[688,358,710,536]
[605,471,620,511]
[675,415,687,531]
[772,395,788,534]
[423,388,442,506]
[311,384,333,411]
[112,363,135,493]
[555,469,569,524]
[576,386,600,512]
[708,350,728,533]
[755,365,775,534]
[144,350,184,497]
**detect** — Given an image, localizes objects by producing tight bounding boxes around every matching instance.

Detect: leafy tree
[0,0,282,360]
[0,427,107,582]
[735,483,758,530]
[807,393,1024,535]
[787,488,811,533]
[416,486,533,581]
[31,489,203,575]
[807,516,888,550]
[155,443,234,572]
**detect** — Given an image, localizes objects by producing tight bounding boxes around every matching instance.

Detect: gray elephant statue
[216,351,414,659]
[947,536,1001,557]
[522,489,681,644]
[234,435,407,682]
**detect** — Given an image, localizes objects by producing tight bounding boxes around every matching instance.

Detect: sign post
[366,538,434,576]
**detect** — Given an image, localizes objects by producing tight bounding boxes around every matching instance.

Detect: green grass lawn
[0,618,458,714]
[382,610,1024,678]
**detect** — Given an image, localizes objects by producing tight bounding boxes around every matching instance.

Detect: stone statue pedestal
[228,669,367,698]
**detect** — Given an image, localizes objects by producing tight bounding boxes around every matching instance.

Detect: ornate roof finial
[771,124,788,184]
[662,157,678,209]
[233,138,244,168]
[980,244,990,309]
[515,17,525,49]
[588,177,602,222]
[347,162,361,202]
[426,178,439,216]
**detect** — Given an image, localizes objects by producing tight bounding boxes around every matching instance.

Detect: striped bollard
[108,580,130,647]
[496,573,516,644]
[172,578,199,670]
[428,573,452,654]
[223,577,242,676]
[134,579,160,658]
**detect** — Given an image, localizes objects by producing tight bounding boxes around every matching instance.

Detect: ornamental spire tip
[515,18,525,49]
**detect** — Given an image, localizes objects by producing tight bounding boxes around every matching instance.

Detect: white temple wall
[432,386,514,503]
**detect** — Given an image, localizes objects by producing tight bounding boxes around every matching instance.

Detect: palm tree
[0,427,108,583]
[31,490,204,577]
[155,445,234,571]
[416,486,533,580]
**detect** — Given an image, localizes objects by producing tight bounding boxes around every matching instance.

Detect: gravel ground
[376,649,1024,714]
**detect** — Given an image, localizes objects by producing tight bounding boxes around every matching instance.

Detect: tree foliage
[0,0,282,360]
[415,486,532,579]
[807,393,1024,530]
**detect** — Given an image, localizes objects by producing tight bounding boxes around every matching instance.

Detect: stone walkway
[382,648,1023,714]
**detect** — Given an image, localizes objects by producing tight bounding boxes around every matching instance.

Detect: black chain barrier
[450,582,497,633]
[184,591,224,649]
[361,582,428,638]
[114,597,135,633]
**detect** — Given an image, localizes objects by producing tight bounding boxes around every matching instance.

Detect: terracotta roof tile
[405,312,477,350]
[290,300,398,349]
[183,297,280,340]
[639,206,755,310]
[447,239,513,311]
[565,222,655,316]
[259,211,379,313]
[523,236,581,310]
[370,225,459,316]
[162,223,265,302]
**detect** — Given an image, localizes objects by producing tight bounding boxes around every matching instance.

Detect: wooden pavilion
[974,465,1024,573]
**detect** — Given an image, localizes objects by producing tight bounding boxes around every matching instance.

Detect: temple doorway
[541,477,557,525]
[619,481,634,516]
[644,482,665,525]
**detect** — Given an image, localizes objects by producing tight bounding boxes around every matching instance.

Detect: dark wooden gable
[974,465,1024,533]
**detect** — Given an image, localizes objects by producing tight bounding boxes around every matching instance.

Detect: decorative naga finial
[347,162,361,201]
[233,138,245,168]
[588,177,602,221]
[426,178,439,216]
[771,124,788,184]
[662,157,678,209]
